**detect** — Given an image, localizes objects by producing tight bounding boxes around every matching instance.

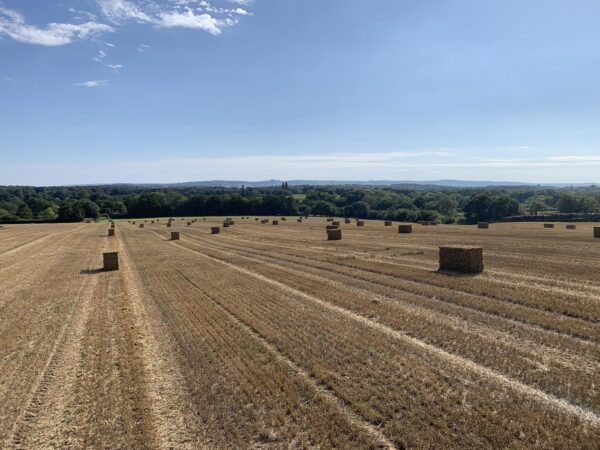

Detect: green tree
[37,207,58,221]
[16,204,34,219]
[463,193,493,223]
[557,193,579,213]
[490,196,519,219]
[58,201,85,222]
[312,201,336,216]
[525,197,548,215]
[344,201,370,218]
[77,200,100,219]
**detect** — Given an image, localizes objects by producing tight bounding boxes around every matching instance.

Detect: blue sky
[1,0,600,185]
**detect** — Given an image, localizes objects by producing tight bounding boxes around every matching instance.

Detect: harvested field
[1,219,600,448]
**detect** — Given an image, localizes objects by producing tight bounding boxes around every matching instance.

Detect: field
[1,218,599,449]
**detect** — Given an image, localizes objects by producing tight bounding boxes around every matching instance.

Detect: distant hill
[124,179,595,189]
[59,180,597,189]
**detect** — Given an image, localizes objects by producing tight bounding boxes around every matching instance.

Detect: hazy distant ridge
[131,180,595,189]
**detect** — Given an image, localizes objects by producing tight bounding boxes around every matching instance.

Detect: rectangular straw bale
[594,227,600,238]
[327,229,342,240]
[544,223,555,228]
[211,227,220,234]
[171,232,180,240]
[478,222,489,229]
[326,225,339,230]
[356,220,365,226]
[272,220,279,225]
[345,218,351,224]
[103,252,119,271]
[108,228,115,236]
[332,221,340,226]
[566,224,576,230]
[398,224,412,233]
[384,221,392,226]
[439,246,484,274]
[139,224,144,228]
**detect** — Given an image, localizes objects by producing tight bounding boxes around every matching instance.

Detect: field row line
[182,235,600,411]
[215,227,600,293]
[5,235,101,449]
[0,225,81,259]
[193,236,599,362]
[174,268,398,450]
[183,231,600,340]
[165,235,600,426]
[117,232,203,449]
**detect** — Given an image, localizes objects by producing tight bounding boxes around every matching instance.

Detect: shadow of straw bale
[434,269,482,278]
[80,268,104,275]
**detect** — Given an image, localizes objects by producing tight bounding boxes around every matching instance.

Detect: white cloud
[546,155,600,162]
[6,149,600,185]
[93,48,122,70]
[96,0,153,24]
[157,11,223,35]
[94,0,245,35]
[0,1,254,47]
[76,80,108,88]
[0,6,112,46]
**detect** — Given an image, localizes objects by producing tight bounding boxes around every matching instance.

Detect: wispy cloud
[138,151,600,174]
[225,0,254,5]
[0,1,254,47]
[0,6,112,46]
[546,155,600,162]
[94,0,251,35]
[5,150,600,185]
[76,80,108,88]
[93,48,123,70]
[96,0,153,24]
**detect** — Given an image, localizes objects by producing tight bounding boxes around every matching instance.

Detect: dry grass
[1,218,600,448]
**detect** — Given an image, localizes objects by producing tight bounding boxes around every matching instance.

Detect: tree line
[0,184,599,224]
